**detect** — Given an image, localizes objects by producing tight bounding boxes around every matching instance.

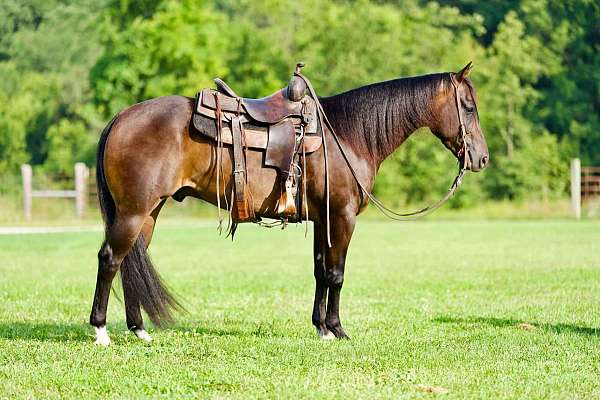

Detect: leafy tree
[521,0,600,165]
[0,63,34,172]
[0,0,104,175]
[92,0,233,117]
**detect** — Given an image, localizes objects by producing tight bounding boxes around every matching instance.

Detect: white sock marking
[133,329,153,342]
[317,328,336,341]
[94,326,111,346]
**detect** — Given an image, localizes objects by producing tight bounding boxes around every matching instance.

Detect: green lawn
[1,220,599,399]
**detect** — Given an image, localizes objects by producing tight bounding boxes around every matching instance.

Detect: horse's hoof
[94,326,111,346]
[327,324,350,340]
[317,328,336,341]
[133,329,153,342]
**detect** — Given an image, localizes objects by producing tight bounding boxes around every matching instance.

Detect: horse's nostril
[480,155,489,168]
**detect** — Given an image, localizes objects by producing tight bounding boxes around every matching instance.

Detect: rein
[297,71,469,246]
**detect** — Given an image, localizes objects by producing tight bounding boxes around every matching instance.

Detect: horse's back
[109,95,193,149]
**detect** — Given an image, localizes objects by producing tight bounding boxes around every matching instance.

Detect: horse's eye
[465,105,475,113]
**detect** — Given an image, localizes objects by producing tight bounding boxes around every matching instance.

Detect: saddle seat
[244,89,307,124]
[199,86,317,133]
[215,79,308,126]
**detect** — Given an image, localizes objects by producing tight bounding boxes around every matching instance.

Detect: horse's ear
[456,62,473,83]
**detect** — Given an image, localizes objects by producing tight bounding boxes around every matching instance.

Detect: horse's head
[432,62,489,172]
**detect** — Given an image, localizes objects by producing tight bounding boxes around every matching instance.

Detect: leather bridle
[449,73,471,172]
[296,71,470,246]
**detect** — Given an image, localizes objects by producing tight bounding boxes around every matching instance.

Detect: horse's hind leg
[124,200,166,342]
[90,213,145,346]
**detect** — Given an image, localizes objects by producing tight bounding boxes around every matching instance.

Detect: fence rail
[581,166,600,199]
[21,163,89,220]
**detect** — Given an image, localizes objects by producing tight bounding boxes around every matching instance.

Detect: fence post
[74,162,88,218]
[571,158,581,219]
[21,164,32,221]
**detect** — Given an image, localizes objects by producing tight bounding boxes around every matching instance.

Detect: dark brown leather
[243,89,305,124]
[265,120,296,178]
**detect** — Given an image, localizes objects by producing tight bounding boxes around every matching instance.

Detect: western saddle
[191,63,323,231]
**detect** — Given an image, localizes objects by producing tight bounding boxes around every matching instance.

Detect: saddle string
[238,98,255,219]
[214,93,235,235]
[297,102,310,237]
[296,71,468,228]
[213,93,224,233]
[220,134,231,234]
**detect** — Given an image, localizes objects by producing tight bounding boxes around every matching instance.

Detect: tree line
[0,0,597,205]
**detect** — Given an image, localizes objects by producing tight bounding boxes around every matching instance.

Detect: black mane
[320,73,449,164]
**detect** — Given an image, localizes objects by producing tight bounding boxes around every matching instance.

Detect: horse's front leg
[324,214,356,339]
[312,222,333,339]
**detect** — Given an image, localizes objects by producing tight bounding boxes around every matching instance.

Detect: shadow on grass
[170,325,247,337]
[170,321,287,338]
[434,315,600,336]
[0,321,283,342]
[0,322,92,342]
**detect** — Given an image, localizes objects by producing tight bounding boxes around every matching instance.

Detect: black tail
[96,115,183,327]
[119,236,183,327]
[96,116,118,229]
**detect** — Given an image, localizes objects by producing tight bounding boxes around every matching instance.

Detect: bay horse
[90,63,488,345]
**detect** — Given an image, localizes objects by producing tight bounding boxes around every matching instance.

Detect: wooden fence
[581,166,600,199]
[19,160,598,220]
[571,159,600,219]
[21,163,90,220]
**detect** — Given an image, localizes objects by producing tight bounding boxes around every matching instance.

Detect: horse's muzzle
[469,153,489,172]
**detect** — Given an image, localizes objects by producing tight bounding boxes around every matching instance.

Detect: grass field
[1,220,599,398]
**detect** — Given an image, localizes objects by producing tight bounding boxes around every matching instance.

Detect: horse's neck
[321,76,442,167]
